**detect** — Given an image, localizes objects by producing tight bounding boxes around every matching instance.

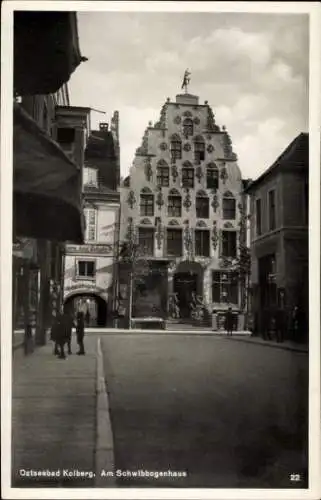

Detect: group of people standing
[50,310,86,359]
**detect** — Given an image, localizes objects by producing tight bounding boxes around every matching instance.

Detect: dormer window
[183,118,193,137]
[83,167,98,187]
[194,136,205,163]
[57,127,75,144]
[170,134,182,162]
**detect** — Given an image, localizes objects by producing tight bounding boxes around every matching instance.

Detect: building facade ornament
[220,166,228,184]
[159,142,168,151]
[136,128,149,155]
[155,217,164,250]
[127,190,136,209]
[144,157,153,181]
[211,221,219,251]
[193,117,200,124]
[183,189,192,211]
[207,144,214,153]
[174,116,181,124]
[196,220,207,228]
[140,218,153,225]
[183,142,191,152]
[211,193,219,212]
[171,164,178,182]
[156,188,164,210]
[196,165,203,183]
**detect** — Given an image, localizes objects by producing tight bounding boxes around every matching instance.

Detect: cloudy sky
[68,10,309,180]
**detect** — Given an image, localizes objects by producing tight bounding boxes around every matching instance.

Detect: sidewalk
[12,334,98,488]
[225,334,308,354]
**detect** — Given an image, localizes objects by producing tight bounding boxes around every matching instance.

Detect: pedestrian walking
[66,310,75,355]
[85,309,90,326]
[59,309,74,357]
[50,313,62,355]
[76,310,86,355]
[225,307,234,336]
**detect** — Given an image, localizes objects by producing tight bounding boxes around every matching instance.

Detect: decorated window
[166,228,183,257]
[256,198,262,236]
[183,118,193,137]
[223,192,236,220]
[84,208,97,241]
[206,165,219,189]
[83,167,98,187]
[195,229,210,257]
[268,190,276,231]
[168,193,182,217]
[157,166,169,187]
[182,167,194,188]
[212,271,238,304]
[194,136,205,163]
[140,193,154,216]
[196,192,209,219]
[222,231,237,258]
[138,228,154,256]
[77,260,96,279]
[170,134,182,161]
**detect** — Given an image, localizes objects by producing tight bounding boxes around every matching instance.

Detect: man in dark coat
[76,310,85,355]
[225,307,234,336]
[50,313,62,355]
[63,310,74,355]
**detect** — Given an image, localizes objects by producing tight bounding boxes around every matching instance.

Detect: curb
[226,335,308,354]
[94,337,116,487]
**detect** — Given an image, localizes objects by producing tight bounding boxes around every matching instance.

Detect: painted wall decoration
[155,217,164,250]
[171,164,178,183]
[220,166,228,184]
[140,218,153,225]
[144,158,153,181]
[196,166,203,183]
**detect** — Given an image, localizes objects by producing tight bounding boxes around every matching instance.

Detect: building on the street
[12,11,87,349]
[63,115,121,327]
[119,90,248,329]
[245,132,308,342]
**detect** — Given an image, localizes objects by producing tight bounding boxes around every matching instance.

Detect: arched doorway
[173,261,203,319]
[64,293,108,327]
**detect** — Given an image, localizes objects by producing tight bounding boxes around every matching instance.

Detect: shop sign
[66,244,113,255]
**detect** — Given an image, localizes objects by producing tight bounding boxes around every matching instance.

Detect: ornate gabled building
[120,92,247,328]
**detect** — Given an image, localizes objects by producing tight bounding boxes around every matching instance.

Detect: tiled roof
[245,133,308,193]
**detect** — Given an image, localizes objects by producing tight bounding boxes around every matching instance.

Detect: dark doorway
[174,272,197,318]
[64,294,108,327]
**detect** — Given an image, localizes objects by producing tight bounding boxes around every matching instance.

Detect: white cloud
[69,11,309,182]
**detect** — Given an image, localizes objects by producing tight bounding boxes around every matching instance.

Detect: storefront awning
[13,103,84,243]
[14,11,87,95]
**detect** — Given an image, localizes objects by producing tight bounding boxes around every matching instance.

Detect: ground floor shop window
[212,271,238,304]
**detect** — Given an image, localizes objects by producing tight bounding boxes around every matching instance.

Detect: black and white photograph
[1,1,320,499]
